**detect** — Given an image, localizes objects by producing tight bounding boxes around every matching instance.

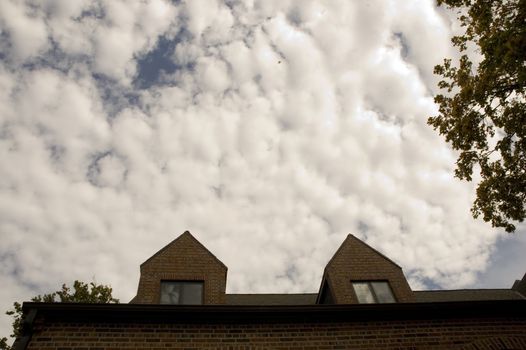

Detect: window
[160,281,203,305]
[352,281,395,303]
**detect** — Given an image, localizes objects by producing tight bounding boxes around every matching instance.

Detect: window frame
[159,280,204,305]
[351,280,396,304]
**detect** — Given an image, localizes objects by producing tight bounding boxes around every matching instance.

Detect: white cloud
[0,0,50,62]
[195,56,231,93]
[92,0,178,83]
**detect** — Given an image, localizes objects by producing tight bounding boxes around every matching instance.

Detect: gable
[132,231,227,304]
[319,234,414,303]
[140,231,227,271]
[325,235,402,271]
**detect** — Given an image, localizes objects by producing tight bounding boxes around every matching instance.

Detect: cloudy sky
[0,0,525,339]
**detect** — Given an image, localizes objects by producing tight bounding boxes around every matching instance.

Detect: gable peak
[325,234,402,270]
[140,231,227,269]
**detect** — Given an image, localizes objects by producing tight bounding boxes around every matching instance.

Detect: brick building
[16,231,526,349]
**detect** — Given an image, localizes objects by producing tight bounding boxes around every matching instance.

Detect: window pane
[352,282,375,304]
[371,282,395,303]
[160,282,182,304]
[160,281,203,305]
[181,282,203,305]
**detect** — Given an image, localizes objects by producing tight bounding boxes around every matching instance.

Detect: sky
[0,0,525,340]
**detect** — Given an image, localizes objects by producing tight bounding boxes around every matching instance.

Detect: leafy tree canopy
[1,280,118,350]
[429,0,526,232]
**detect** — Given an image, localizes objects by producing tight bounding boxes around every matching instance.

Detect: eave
[22,299,526,324]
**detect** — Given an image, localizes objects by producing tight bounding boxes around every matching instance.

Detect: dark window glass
[160,281,203,305]
[352,281,395,304]
[370,281,396,303]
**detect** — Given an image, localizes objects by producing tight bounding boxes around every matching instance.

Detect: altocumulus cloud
[0,0,524,338]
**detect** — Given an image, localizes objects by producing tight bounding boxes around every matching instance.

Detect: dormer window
[352,281,396,303]
[160,281,204,305]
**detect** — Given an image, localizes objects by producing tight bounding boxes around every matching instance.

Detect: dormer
[512,273,526,298]
[316,234,414,304]
[131,231,227,304]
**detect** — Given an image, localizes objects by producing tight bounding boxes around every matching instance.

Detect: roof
[226,294,318,305]
[413,289,525,302]
[222,289,525,305]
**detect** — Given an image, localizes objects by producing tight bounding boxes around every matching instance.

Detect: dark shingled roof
[224,289,524,305]
[226,294,318,305]
[413,289,525,302]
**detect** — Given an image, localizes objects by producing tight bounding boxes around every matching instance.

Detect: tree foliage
[1,281,118,350]
[429,0,526,232]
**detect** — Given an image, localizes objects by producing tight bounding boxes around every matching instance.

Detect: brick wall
[27,317,526,349]
[132,232,227,304]
[324,235,414,304]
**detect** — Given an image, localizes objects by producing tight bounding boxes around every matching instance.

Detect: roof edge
[21,300,526,324]
[226,293,318,296]
[414,288,522,293]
